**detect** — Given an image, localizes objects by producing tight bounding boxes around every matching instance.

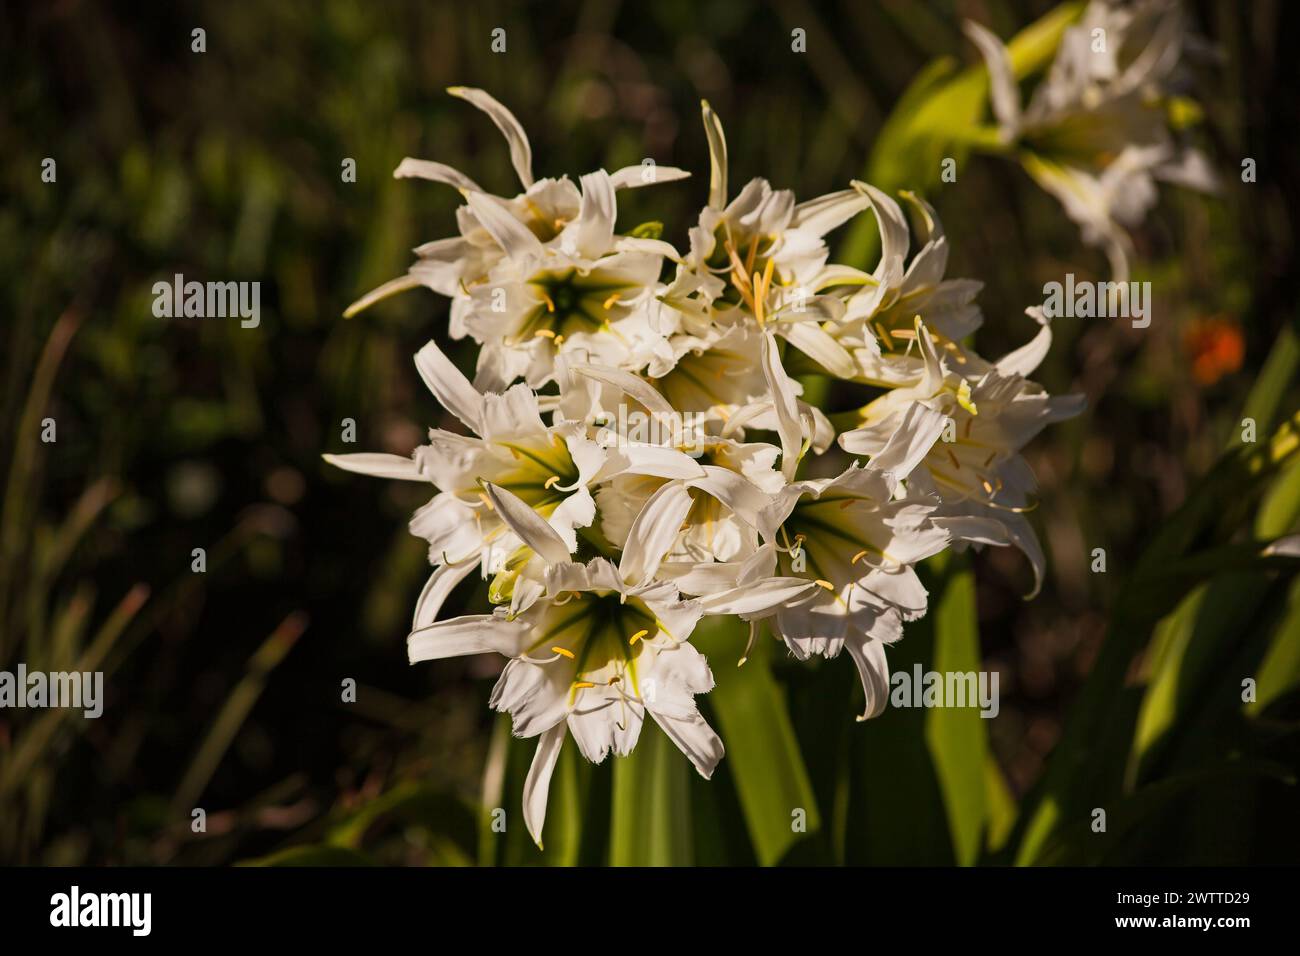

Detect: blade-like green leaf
[923,556,990,865]
[694,616,821,865]
[609,719,691,866]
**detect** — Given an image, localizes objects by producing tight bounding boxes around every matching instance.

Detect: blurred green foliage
[2,0,1298,866]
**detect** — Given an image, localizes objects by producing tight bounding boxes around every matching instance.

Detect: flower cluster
[328,87,1083,846]
[964,0,1216,281]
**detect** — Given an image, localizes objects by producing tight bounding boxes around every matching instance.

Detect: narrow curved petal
[649,707,724,779]
[698,577,820,617]
[760,331,805,480]
[846,636,892,721]
[608,165,691,190]
[701,99,728,211]
[412,560,479,632]
[618,481,694,587]
[464,190,544,260]
[523,723,567,848]
[323,452,425,481]
[778,320,857,379]
[415,339,485,434]
[483,482,572,566]
[393,157,484,193]
[572,363,675,416]
[962,20,1021,137]
[407,614,528,663]
[448,86,534,188]
[343,274,423,318]
[791,187,871,237]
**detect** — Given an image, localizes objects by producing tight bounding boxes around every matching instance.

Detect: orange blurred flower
[1184,315,1245,386]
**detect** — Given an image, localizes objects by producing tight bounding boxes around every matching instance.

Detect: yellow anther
[572,681,596,690]
[544,475,561,489]
[539,291,556,312]
[981,479,995,494]
[534,329,556,339]
[815,579,835,591]
[602,291,622,310]
[629,629,649,645]
[851,550,870,565]
[956,380,978,416]
[551,646,575,659]
[478,492,495,510]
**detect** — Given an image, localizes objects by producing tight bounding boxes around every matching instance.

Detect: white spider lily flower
[964,1,1216,281]
[664,101,863,379]
[409,481,722,847]
[457,170,681,389]
[344,86,690,320]
[699,403,955,718]
[839,319,1085,597]
[324,339,703,623]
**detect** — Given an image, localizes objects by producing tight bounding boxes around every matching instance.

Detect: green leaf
[694,616,821,865]
[923,556,990,865]
[1249,576,1300,715]
[608,720,691,865]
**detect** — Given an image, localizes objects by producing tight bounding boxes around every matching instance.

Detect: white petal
[597,444,707,483]
[701,99,728,210]
[415,339,485,434]
[412,560,479,631]
[393,157,483,193]
[464,190,544,260]
[570,170,617,259]
[523,723,566,848]
[608,165,691,190]
[698,577,819,616]
[649,707,724,778]
[760,331,804,480]
[407,614,528,663]
[962,20,1021,137]
[791,187,871,237]
[571,363,674,416]
[483,482,572,566]
[618,481,694,587]
[448,86,534,188]
[995,308,1053,378]
[857,402,947,480]
[846,634,892,721]
[343,274,423,318]
[322,452,425,481]
[778,320,857,379]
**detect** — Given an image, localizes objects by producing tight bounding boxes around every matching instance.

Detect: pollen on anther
[551,646,575,659]
[815,579,835,591]
[629,629,649,645]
